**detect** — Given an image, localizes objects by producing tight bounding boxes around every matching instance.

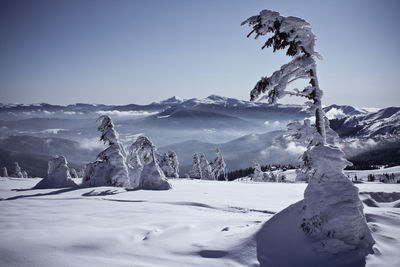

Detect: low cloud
[79,138,106,151]
[96,110,158,117]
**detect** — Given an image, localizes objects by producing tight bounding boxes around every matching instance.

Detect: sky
[0,0,399,107]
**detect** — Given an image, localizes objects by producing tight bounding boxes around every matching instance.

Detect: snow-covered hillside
[0,178,399,267]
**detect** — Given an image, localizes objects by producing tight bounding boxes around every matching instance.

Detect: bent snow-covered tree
[243,9,373,263]
[210,148,227,180]
[82,115,130,187]
[34,156,77,189]
[127,135,171,190]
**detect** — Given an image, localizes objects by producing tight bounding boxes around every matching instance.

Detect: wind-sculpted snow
[0,179,399,267]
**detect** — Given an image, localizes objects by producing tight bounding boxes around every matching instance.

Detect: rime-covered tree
[243,9,373,263]
[210,148,227,180]
[127,135,171,190]
[158,151,179,178]
[190,153,202,178]
[199,153,214,180]
[21,170,28,178]
[70,168,78,178]
[1,167,8,177]
[286,117,338,182]
[12,162,23,178]
[82,115,130,187]
[251,160,264,182]
[34,156,77,189]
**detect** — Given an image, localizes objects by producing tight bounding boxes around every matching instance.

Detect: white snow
[0,178,399,267]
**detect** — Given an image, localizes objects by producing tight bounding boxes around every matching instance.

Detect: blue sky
[0,0,399,107]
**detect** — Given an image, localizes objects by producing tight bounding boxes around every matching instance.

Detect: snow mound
[33,156,77,189]
[257,201,369,267]
[302,145,374,254]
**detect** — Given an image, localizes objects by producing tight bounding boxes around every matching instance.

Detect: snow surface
[0,178,399,267]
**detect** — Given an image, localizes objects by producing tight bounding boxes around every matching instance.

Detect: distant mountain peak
[160,96,184,104]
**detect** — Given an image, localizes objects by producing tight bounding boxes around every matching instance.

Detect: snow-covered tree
[127,135,171,190]
[158,151,179,178]
[34,156,77,189]
[251,160,264,182]
[210,147,227,180]
[190,153,202,178]
[21,170,28,178]
[12,162,23,178]
[70,168,78,178]
[199,153,215,180]
[82,115,130,187]
[1,167,8,177]
[77,166,86,178]
[243,9,373,260]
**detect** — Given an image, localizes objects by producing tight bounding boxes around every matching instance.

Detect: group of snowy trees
[251,160,286,182]
[81,115,172,190]
[29,115,176,190]
[242,8,374,263]
[0,162,28,178]
[190,148,226,180]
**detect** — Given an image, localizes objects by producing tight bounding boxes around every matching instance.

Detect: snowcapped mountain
[330,106,400,137]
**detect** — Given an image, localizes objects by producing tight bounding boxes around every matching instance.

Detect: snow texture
[0,178,398,267]
[33,156,77,189]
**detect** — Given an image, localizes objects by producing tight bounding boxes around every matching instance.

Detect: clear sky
[0,0,399,107]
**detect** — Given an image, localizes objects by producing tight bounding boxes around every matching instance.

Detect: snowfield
[0,178,399,267]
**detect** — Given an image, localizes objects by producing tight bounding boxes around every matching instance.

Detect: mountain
[330,107,400,138]
[1,96,399,175]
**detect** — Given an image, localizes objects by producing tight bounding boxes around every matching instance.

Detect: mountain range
[1,95,399,176]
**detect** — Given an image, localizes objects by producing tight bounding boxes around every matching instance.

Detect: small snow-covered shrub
[190,153,202,178]
[1,167,8,177]
[34,156,77,189]
[70,168,78,178]
[11,162,23,178]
